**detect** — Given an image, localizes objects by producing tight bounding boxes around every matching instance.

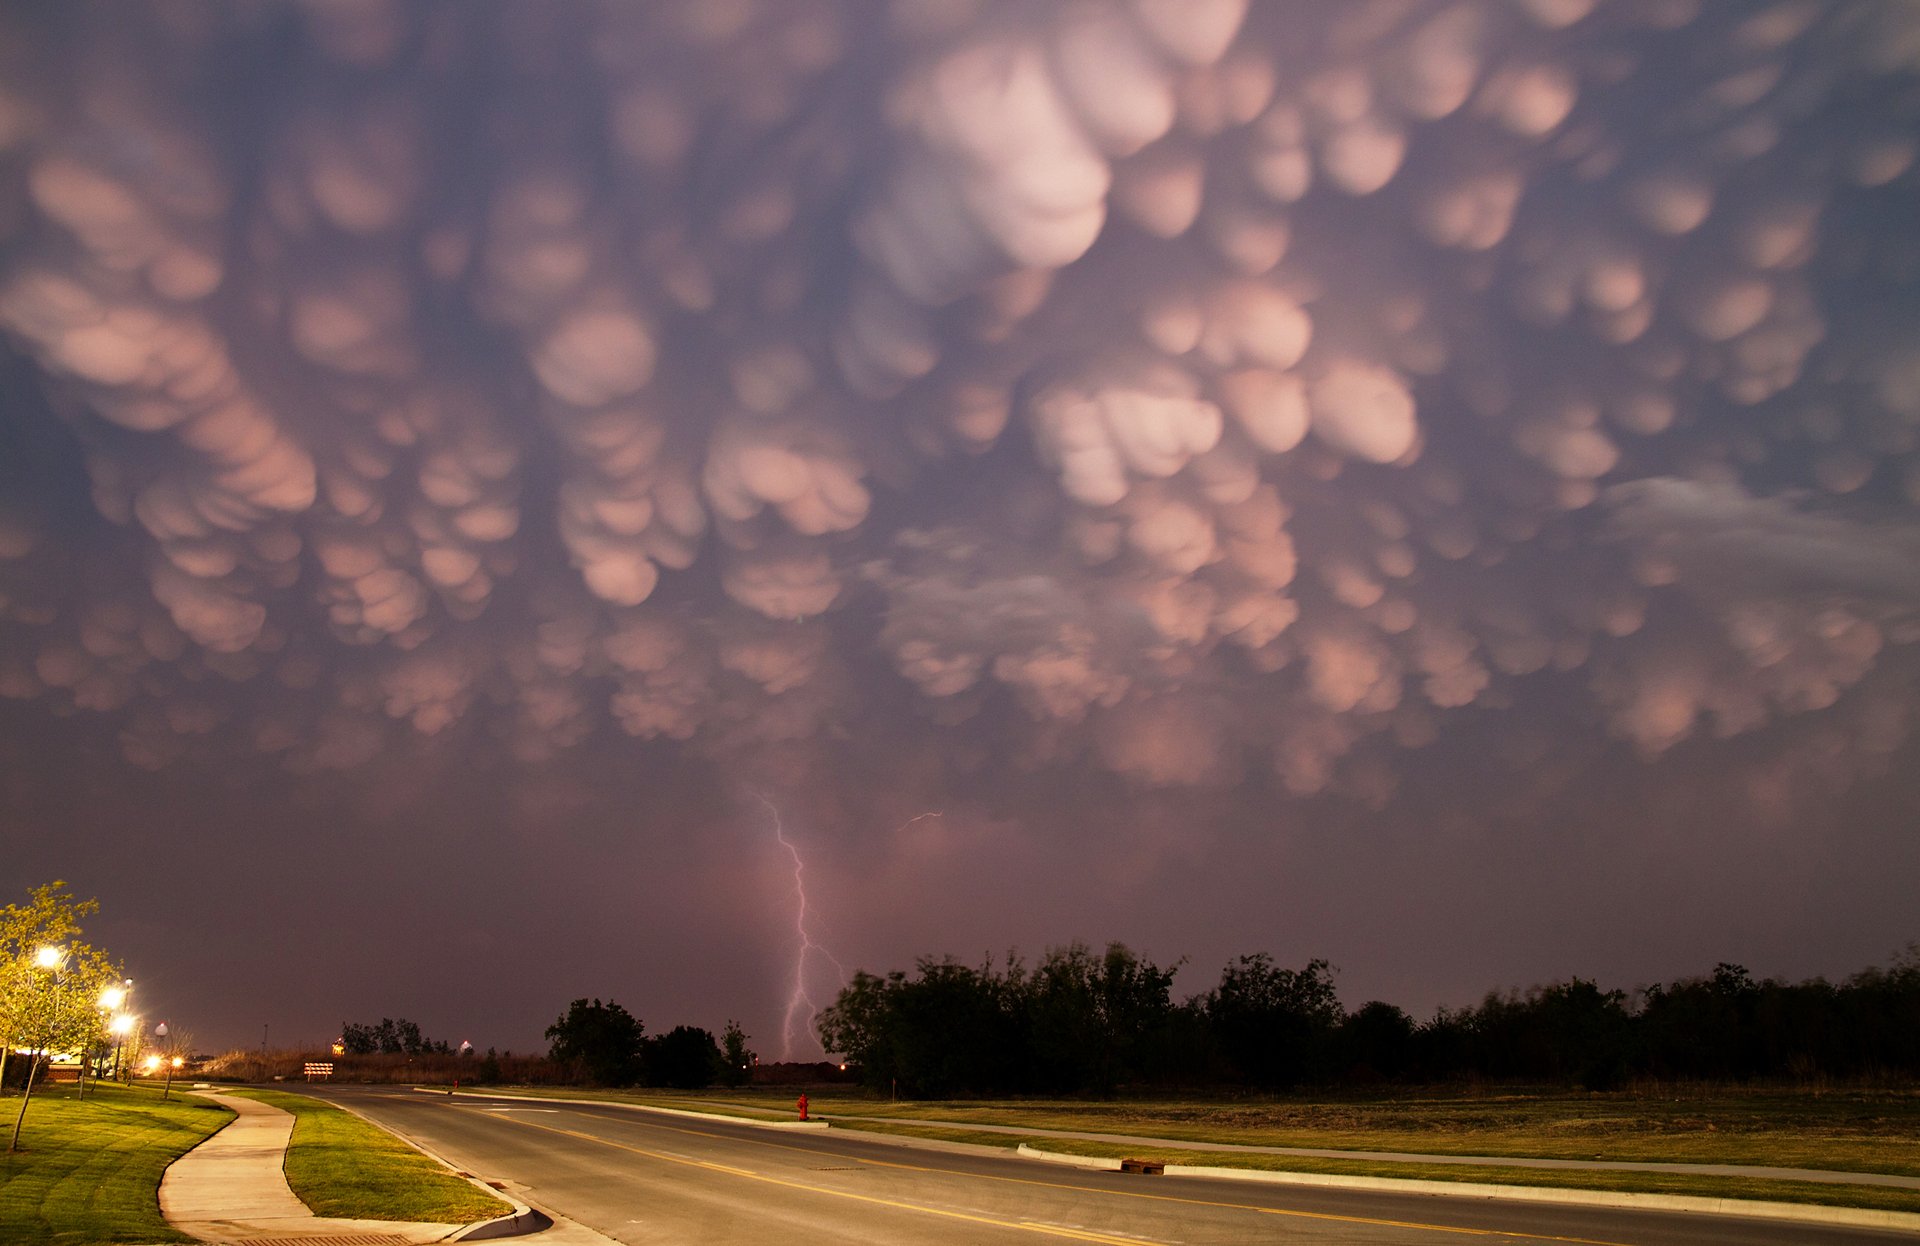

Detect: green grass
[469,1083,1920,1213]
[677,1086,1920,1174]
[232,1089,509,1224]
[0,1080,231,1245]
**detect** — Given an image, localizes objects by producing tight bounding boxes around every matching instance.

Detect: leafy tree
[719,1020,754,1087]
[1339,1000,1416,1082]
[644,1025,722,1089]
[2,883,120,1151]
[1207,955,1343,1087]
[546,998,645,1085]
[1026,942,1179,1092]
[339,1017,435,1056]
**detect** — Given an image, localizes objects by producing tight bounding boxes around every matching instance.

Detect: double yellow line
[468,1104,1638,1245]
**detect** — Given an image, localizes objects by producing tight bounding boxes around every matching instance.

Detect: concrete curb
[1014,1144,1920,1234]
[413,1086,830,1130]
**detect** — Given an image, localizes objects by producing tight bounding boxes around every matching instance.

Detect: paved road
[294,1086,1915,1245]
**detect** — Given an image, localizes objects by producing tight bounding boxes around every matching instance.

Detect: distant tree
[817,970,902,1085]
[477,1047,502,1084]
[820,956,1026,1096]
[339,1017,437,1056]
[1207,955,1343,1087]
[1026,942,1179,1093]
[546,998,645,1086]
[719,1020,754,1088]
[644,1025,723,1089]
[1338,1001,1415,1082]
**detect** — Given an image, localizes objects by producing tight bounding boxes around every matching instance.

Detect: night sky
[2,0,1917,1061]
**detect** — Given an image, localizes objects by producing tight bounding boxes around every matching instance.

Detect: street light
[109,1013,135,1083]
[155,1022,174,1100]
[8,947,67,1153]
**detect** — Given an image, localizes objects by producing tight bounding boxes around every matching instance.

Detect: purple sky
[2,0,1917,1059]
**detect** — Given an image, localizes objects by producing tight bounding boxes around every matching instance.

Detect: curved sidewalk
[160,1091,464,1243]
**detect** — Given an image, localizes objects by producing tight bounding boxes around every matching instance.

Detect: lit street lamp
[8,946,67,1153]
[155,1022,174,1101]
[100,979,133,1083]
[109,1013,135,1083]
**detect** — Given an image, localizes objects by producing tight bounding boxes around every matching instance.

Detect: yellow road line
[460,1103,1639,1245]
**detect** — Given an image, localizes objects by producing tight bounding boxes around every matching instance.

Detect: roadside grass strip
[0,1081,230,1245]
[676,1087,1920,1177]
[233,1089,509,1223]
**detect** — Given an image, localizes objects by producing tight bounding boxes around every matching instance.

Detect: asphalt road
[293,1086,1916,1245]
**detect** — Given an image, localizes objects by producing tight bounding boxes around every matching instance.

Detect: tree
[545,998,645,1086]
[719,1020,754,1087]
[1,883,120,1151]
[340,1017,436,1056]
[1026,942,1179,1092]
[644,1025,722,1089]
[1207,955,1343,1087]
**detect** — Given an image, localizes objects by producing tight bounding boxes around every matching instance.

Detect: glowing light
[100,985,126,1009]
[143,1055,162,1073]
[755,792,847,1062]
[34,945,64,969]
[110,1014,134,1036]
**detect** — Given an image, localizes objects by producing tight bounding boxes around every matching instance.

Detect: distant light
[144,1055,163,1072]
[171,1056,184,1068]
[34,945,64,969]
[110,1014,134,1036]
[330,1042,345,1056]
[101,985,126,1009]
[839,1063,847,1071]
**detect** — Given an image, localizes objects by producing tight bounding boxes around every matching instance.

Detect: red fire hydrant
[797,1093,809,1121]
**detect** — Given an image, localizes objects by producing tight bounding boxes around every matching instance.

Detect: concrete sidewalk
[160,1091,466,1243]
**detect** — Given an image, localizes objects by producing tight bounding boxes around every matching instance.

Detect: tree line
[815,941,1920,1097]
[542,997,756,1089]
[339,1016,457,1056]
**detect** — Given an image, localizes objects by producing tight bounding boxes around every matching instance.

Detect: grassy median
[231,1089,509,1223]
[0,1080,230,1245]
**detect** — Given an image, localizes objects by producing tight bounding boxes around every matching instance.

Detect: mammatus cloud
[0,0,1917,808]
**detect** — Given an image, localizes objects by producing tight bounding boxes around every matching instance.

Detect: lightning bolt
[756,793,847,1061]
[754,796,943,1061]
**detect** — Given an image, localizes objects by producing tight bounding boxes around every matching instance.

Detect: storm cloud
[1,0,1917,1045]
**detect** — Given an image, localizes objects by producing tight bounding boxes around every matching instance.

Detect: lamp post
[8,946,66,1153]
[99,980,131,1085]
[155,1022,173,1101]
[109,1013,135,1084]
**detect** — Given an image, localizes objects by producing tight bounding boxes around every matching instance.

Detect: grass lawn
[232,1089,509,1223]
[467,1083,1920,1211]
[0,1080,231,1245]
